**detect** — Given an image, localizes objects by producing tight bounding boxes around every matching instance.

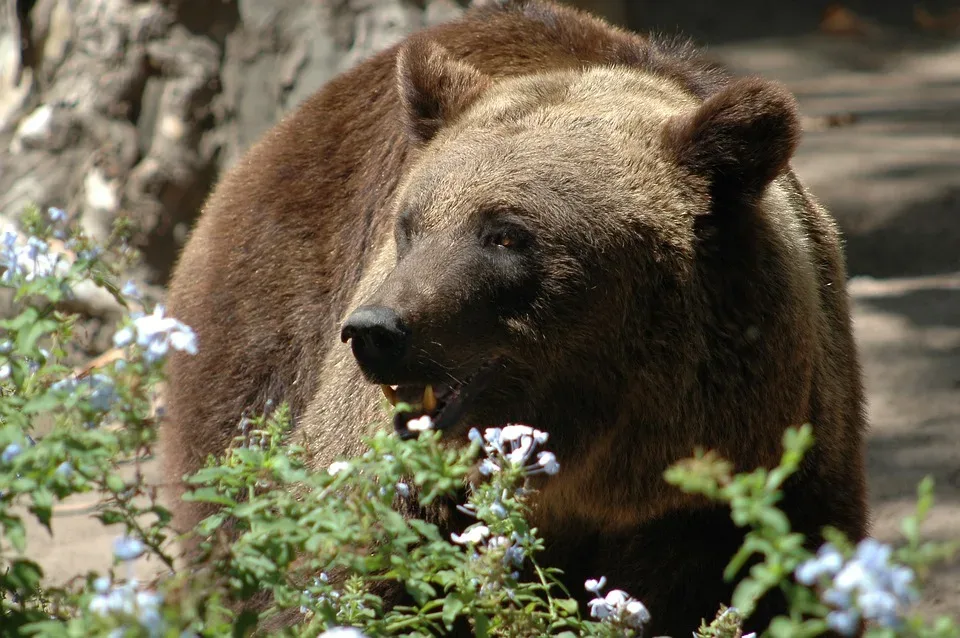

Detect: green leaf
[730,577,767,617]
[185,487,238,507]
[7,558,43,593]
[18,317,58,356]
[4,516,27,552]
[473,613,490,638]
[442,594,466,628]
[553,598,580,616]
[95,510,125,526]
[105,473,126,493]
[21,392,64,415]
[29,486,53,532]
[232,608,258,638]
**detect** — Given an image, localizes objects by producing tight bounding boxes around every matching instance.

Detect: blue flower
[135,590,164,635]
[113,536,146,561]
[55,461,73,478]
[504,545,525,567]
[47,207,67,224]
[0,228,65,283]
[127,305,198,362]
[489,501,508,518]
[827,609,860,636]
[855,538,892,571]
[77,246,103,262]
[113,326,134,348]
[807,538,919,631]
[478,459,500,476]
[2,443,22,463]
[796,542,844,585]
[121,280,140,299]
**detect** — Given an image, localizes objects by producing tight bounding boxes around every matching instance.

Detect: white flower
[501,424,548,448]
[585,581,651,629]
[604,589,629,607]
[477,424,554,477]
[588,597,615,620]
[406,415,433,432]
[318,629,368,638]
[623,599,651,628]
[327,461,351,476]
[535,451,560,475]
[0,364,9,380]
[451,524,490,545]
[506,434,535,466]
[584,576,607,594]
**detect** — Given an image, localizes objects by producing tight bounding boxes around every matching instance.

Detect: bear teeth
[423,385,437,412]
[380,384,398,405]
[380,384,438,413]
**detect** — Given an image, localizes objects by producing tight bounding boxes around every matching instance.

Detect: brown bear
[162,0,869,634]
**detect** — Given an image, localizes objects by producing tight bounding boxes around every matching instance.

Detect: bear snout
[340,304,411,379]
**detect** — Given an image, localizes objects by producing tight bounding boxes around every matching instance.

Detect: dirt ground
[25,23,960,627]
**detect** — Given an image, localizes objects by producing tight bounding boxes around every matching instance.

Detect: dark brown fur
[163,1,868,634]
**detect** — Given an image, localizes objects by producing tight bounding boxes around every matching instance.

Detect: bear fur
[162,0,869,634]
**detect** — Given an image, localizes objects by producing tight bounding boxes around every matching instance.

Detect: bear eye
[484,226,529,251]
[493,231,516,249]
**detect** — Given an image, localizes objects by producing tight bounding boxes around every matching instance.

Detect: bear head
[340,36,803,467]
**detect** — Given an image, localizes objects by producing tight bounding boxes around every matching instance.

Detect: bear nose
[340,305,409,373]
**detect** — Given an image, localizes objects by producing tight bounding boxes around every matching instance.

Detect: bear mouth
[381,360,503,439]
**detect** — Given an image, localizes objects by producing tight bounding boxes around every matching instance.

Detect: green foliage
[0,206,956,638]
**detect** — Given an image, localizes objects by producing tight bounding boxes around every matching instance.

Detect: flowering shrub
[0,205,956,637]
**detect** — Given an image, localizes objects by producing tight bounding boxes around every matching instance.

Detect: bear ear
[396,37,492,144]
[663,78,802,201]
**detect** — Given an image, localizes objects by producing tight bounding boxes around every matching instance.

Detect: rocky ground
[19,5,960,628]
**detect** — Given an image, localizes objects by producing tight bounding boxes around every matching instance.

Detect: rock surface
[0,0,468,284]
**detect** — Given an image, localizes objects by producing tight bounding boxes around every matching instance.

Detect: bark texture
[0,0,469,284]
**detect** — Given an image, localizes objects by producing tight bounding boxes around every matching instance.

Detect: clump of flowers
[0,226,67,283]
[113,304,198,363]
[796,538,920,635]
[87,536,166,637]
[584,576,652,632]
[468,424,560,478]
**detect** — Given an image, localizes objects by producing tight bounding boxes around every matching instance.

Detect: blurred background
[2,0,957,621]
